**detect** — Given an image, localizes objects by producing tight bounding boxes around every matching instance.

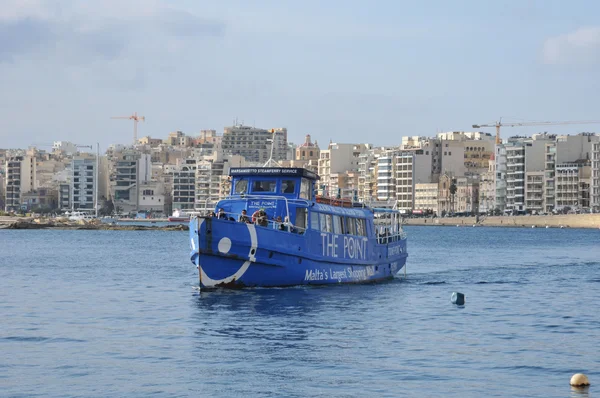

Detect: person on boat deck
[275,216,286,230]
[252,209,268,227]
[282,216,295,232]
[217,208,228,219]
[238,209,251,223]
[209,211,216,217]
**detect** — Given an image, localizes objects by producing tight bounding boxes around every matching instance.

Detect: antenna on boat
[263,129,282,167]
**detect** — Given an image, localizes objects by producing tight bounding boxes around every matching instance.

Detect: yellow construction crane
[111,112,145,144]
[472,118,600,145]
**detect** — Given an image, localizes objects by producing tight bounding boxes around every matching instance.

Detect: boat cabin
[213,167,319,231]
[229,167,317,201]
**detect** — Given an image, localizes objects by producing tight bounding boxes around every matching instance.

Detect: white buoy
[546,225,549,229]
[532,225,535,228]
[570,373,590,387]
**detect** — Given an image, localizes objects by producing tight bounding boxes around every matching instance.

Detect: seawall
[404,214,600,229]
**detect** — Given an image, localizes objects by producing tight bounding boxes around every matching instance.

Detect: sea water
[1,226,599,397]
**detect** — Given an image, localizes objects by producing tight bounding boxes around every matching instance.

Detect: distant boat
[169,209,191,222]
[66,211,96,221]
[188,167,408,288]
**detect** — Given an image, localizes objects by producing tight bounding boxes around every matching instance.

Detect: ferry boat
[188,167,408,288]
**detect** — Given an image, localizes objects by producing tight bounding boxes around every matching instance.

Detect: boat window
[310,211,319,230]
[332,215,342,234]
[295,208,307,231]
[251,180,276,193]
[319,213,327,232]
[356,218,367,236]
[281,180,296,194]
[300,178,312,200]
[319,213,332,233]
[346,217,356,235]
[234,179,248,194]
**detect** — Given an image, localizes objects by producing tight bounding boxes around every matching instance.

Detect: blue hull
[189,217,408,288]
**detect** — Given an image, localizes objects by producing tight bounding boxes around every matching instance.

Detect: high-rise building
[221,124,288,164]
[109,150,152,213]
[4,154,36,212]
[71,157,96,211]
[592,141,600,211]
[172,158,197,211]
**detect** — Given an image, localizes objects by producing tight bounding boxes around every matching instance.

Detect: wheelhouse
[229,167,317,201]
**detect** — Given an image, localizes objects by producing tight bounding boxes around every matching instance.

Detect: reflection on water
[570,386,590,397]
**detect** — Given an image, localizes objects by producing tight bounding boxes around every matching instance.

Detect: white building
[71,157,96,211]
[138,181,166,214]
[592,141,600,211]
[376,154,395,201]
[414,183,438,213]
[172,158,197,211]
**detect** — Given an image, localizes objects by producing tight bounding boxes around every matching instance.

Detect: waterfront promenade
[404,214,600,229]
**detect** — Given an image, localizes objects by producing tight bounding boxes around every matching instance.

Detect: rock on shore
[0,217,188,231]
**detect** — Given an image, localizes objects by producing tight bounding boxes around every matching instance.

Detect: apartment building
[318,143,368,196]
[195,154,246,213]
[555,161,591,211]
[357,148,385,203]
[221,124,288,164]
[138,136,164,147]
[478,158,496,214]
[109,151,152,213]
[4,154,36,212]
[138,181,166,214]
[592,142,600,211]
[172,158,197,211]
[395,148,434,211]
[414,183,438,213]
[525,171,544,213]
[454,176,479,214]
[376,154,396,201]
[71,157,96,211]
[165,131,193,147]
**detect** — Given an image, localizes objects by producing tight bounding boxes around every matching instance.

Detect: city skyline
[2,1,600,149]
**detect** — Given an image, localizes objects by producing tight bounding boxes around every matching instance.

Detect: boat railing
[197,208,307,235]
[372,208,406,243]
[218,194,311,223]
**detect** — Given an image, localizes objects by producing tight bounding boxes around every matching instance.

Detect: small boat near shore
[168,209,191,222]
[188,167,408,288]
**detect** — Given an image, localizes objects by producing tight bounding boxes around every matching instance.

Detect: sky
[1,0,600,151]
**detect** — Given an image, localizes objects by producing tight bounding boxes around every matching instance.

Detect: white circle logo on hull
[196,218,257,287]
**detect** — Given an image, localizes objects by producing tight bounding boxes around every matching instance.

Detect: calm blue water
[1,226,599,397]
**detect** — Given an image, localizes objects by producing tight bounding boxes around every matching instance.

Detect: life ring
[251,210,260,223]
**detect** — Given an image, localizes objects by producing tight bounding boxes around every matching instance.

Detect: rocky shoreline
[0,217,189,231]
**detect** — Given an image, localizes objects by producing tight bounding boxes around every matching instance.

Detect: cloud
[0,17,56,62]
[0,0,225,64]
[542,26,600,65]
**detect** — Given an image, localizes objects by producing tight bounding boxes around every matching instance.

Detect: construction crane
[472,118,600,145]
[111,112,145,144]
